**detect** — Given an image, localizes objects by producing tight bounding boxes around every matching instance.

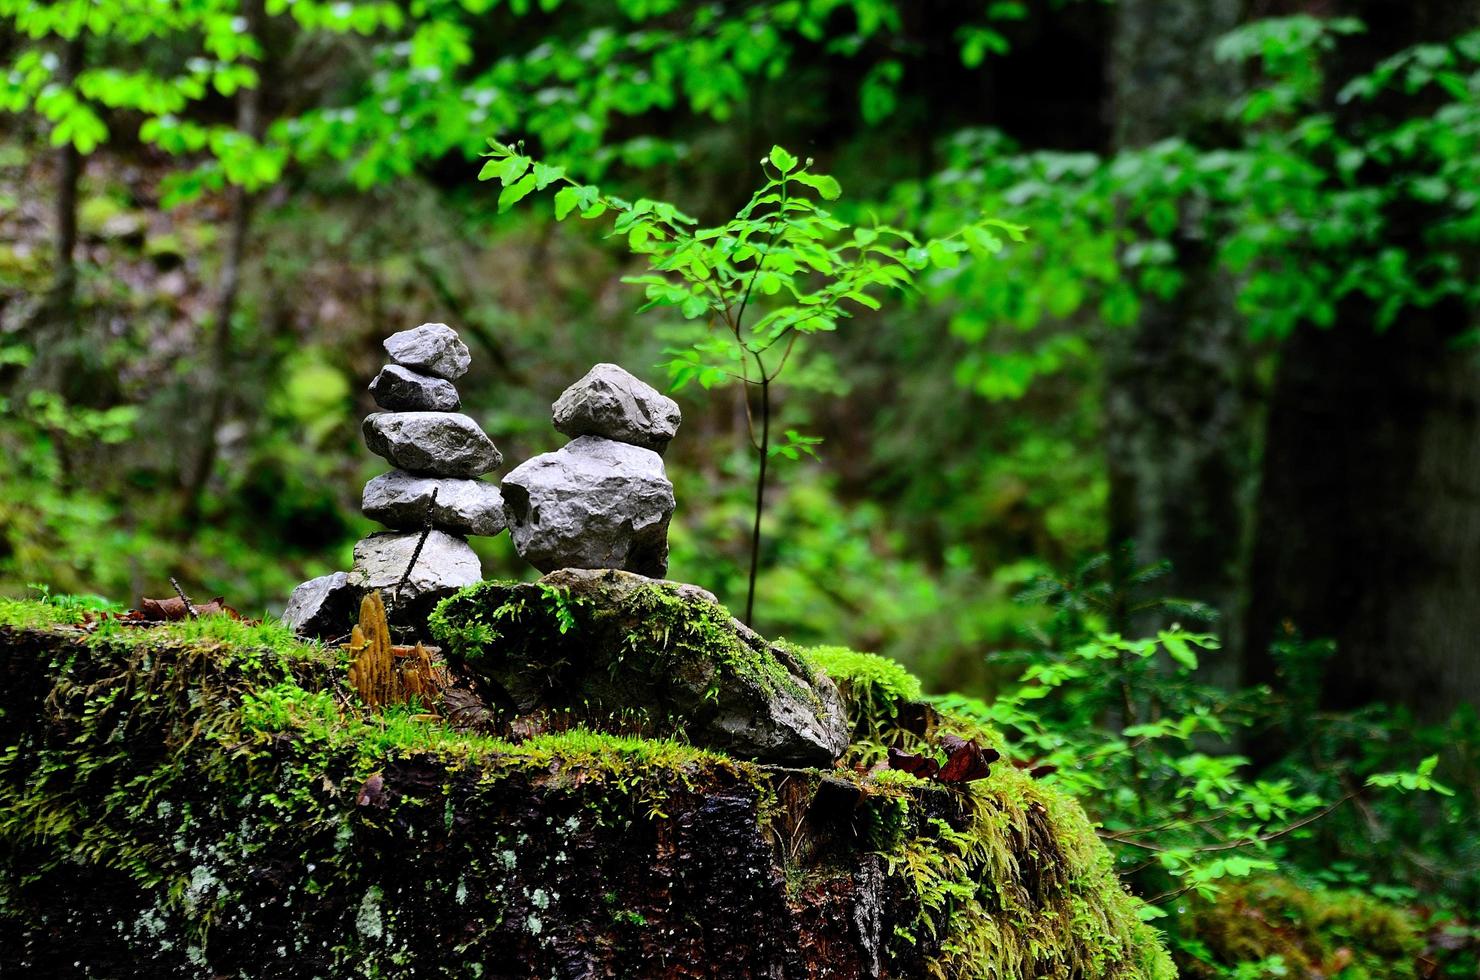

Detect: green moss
[0,597,323,665]
[0,596,90,629]
[87,612,319,659]
[1177,876,1422,978]
[431,575,824,714]
[794,642,1174,979]
[800,644,924,702]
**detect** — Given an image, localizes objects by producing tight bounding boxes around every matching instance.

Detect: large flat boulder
[350,530,482,622]
[430,568,850,766]
[0,601,1174,980]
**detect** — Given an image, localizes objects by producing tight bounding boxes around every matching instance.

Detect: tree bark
[179,0,265,536]
[1242,0,1480,717]
[1104,0,1254,680]
[50,35,84,319]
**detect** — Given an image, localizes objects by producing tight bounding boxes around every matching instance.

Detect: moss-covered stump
[0,597,1173,979]
[429,569,850,766]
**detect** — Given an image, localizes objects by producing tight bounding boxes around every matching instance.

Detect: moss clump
[1177,876,1423,978]
[800,644,923,705]
[799,643,1175,980]
[429,571,848,766]
[89,610,320,659]
[0,595,94,629]
[432,574,816,707]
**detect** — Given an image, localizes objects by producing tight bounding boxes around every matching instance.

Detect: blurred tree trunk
[20,35,86,393]
[1242,0,1480,717]
[1104,0,1254,679]
[50,35,84,322]
[180,0,265,536]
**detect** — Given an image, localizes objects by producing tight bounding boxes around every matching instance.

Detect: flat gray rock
[363,412,502,478]
[362,470,506,536]
[501,435,675,577]
[552,363,682,453]
[349,530,482,615]
[369,364,461,412]
[383,323,471,381]
[281,571,360,641]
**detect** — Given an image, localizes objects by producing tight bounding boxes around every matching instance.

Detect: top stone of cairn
[552,363,682,453]
[384,322,472,381]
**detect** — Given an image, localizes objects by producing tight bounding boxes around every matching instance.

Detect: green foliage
[480,139,1023,616]
[894,17,1480,406]
[483,139,1021,401]
[2,4,1478,973]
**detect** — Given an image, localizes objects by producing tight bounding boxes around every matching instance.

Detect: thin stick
[394,487,438,607]
[169,577,199,620]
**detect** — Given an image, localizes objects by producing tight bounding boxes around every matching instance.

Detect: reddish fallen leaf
[138,595,243,621]
[356,772,386,808]
[937,735,999,783]
[887,747,940,780]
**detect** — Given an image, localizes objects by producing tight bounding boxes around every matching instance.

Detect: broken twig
[393,486,438,607]
[169,577,199,620]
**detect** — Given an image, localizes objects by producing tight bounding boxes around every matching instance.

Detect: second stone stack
[353,322,506,615]
[502,363,680,578]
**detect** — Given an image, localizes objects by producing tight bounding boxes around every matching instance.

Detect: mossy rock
[0,599,1173,979]
[429,569,852,766]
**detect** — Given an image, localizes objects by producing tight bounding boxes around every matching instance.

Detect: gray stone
[363,412,502,478]
[383,322,472,381]
[369,364,461,412]
[362,470,506,536]
[349,530,482,617]
[552,363,682,453]
[281,571,361,641]
[501,436,675,577]
[430,568,851,766]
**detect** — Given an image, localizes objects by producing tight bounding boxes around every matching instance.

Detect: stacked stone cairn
[502,363,680,578]
[283,323,505,637]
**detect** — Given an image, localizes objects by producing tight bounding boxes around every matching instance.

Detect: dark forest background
[3,0,1479,973]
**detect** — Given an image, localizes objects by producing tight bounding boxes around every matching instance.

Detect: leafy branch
[480,138,1023,624]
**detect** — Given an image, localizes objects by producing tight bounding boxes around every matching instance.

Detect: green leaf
[794,172,841,200]
[498,155,531,187]
[553,185,580,220]
[498,173,538,212]
[533,162,566,190]
[768,145,797,174]
[1159,631,1199,670]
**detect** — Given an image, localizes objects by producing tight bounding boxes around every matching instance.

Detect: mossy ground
[0,594,1173,978]
[1175,875,1423,978]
